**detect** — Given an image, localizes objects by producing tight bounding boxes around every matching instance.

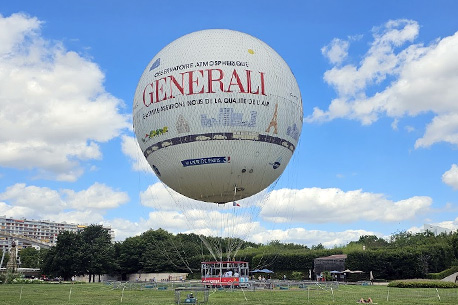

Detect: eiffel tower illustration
[265,103,278,134]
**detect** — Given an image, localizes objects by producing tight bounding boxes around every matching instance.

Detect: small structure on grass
[201,261,250,288]
[313,254,347,281]
[174,287,209,304]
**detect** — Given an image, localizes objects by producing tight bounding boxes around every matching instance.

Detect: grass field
[1,282,458,305]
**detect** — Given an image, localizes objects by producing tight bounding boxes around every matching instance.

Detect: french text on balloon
[143,68,266,107]
[152,60,249,78]
[181,156,230,167]
[142,101,185,120]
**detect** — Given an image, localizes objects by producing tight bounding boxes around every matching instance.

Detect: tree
[80,225,116,282]
[18,247,41,268]
[1,252,10,268]
[311,243,325,250]
[139,229,176,273]
[347,235,389,250]
[41,231,83,280]
[115,236,145,277]
[450,232,458,260]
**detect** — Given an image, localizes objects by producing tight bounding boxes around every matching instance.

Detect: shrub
[427,266,458,280]
[12,277,43,284]
[388,279,458,288]
[290,271,304,281]
[0,271,24,284]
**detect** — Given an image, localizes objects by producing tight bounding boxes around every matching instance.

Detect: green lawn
[0,283,458,305]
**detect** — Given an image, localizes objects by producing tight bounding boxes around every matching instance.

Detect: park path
[441,272,458,282]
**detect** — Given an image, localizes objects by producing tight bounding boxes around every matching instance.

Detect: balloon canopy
[133,29,302,203]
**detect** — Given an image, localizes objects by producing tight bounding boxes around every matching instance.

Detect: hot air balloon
[133,29,302,205]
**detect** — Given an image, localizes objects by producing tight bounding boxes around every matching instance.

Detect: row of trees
[42,225,114,282]
[9,226,458,281]
[0,225,114,281]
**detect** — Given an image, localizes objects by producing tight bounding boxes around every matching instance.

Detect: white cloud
[121,135,154,173]
[307,19,458,148]
[42,210,105,226]
[0,12,41,54]
[133,182,267,243]
[0,201,36,219]
[139,182,265,211]
[0,13,130,181]
[435,218,458,231]
[0,182,128,223]
[63,182,129,210]
[261,187,432,223]
[103,207,260,242]
[406,225,425,234]
[130,183,432,243]
[105,207,378,247]
[139,183,182,211]
[114,183,432,245]
[415,114,458,148]
[442,164,458,190]
[408,218,458,235]
[405,125,415,133]
[0,183,66,213]
[250,228,377,248]
[321,38,349,65]
[104,218,143,241]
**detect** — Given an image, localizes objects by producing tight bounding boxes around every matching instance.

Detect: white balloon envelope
[133,29,302,203]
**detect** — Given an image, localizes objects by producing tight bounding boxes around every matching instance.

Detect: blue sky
[1,0,458,247]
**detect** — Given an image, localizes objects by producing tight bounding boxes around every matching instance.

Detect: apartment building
[0,216,114,250]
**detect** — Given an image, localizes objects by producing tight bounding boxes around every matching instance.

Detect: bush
[346,244,454,280]
[0,271,24,284]
[12,277,43,284]
[388,279,458,288]
[427,266,458,280]
[290,271,304,281]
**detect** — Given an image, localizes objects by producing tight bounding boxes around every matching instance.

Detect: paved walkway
[441,271,458,282]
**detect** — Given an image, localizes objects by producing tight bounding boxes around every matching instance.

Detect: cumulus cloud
[121,135,153,173]
[261,187,432,223]
[133,182,269,243]
[103,207,261,242]
[434,218,458,231]
[321,38,349,65]
[103,218,143,241]
[0,183,66,213]
[116,182,432,244]
[139,183,184,211]
[42,210,105,226]
[106,209,380,246]
[307,19,458,148]
[409,218,458,235]
[250,228,378,248]
[63,182,129,210]
[0,182,128,223]
[442,164,458,190]
[137,183,432,231]
[0,13,130,181]
[139,182,266,211]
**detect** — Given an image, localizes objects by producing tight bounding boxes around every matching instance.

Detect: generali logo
[142,69,266,106]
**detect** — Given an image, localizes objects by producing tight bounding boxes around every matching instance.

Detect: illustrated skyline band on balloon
[133,29,303,204]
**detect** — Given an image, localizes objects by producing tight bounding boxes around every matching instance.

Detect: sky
[1,0,458,248]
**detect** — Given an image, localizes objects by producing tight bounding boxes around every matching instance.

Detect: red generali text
[142,69,266,107]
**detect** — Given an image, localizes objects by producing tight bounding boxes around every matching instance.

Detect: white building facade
[0,216,114,251]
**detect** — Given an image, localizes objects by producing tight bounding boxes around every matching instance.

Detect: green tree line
[15,226,458,281]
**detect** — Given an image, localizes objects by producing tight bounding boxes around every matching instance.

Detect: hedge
[388,279,458,288]
[345,245,454,280]
[427,265,458,280]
